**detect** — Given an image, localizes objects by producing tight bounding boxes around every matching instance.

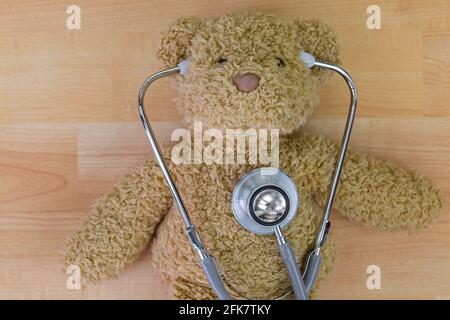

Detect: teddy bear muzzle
[232,73,260,92]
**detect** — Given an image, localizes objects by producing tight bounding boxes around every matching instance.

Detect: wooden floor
[0,0,449,299]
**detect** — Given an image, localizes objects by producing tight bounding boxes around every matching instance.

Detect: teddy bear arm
[334,153,443,230]
[64,157,172,282]
[297,133,444,230]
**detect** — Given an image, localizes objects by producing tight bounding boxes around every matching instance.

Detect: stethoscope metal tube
[137,66,232,299]
[137,56,357,300]
[138,66,209,259]
[312,60,358,253]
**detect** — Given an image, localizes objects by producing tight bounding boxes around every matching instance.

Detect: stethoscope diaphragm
[250,185,290,225]
[231,168,299,235]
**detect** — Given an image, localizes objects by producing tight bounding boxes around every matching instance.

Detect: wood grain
[0,0,449,299]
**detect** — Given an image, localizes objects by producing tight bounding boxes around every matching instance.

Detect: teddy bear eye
[217,58,228,64]
[276,57,285,67]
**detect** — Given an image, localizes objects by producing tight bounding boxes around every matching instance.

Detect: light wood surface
[0,0,449,299]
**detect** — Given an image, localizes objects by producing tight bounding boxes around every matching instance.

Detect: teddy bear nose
[232,73,260,93]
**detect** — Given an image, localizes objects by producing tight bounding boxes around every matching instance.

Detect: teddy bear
[64,12,444,299]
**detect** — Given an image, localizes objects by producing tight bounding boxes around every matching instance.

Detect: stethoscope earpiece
[138,48,357,300]
[177,59,190,75]
[299,51,316,68]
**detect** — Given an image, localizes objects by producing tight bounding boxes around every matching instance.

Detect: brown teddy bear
[64,12,443,299]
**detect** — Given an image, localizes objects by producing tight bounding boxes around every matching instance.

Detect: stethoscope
[137,51,357,300]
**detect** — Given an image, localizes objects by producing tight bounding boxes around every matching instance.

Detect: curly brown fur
[64,157,172,282]
[64,12,444,299]
[160,12,340,135]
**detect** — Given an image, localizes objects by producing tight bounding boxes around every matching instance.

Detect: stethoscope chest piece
[231,167,299,235]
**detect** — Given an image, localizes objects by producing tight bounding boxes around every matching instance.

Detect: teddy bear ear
[157,16,204,67]
[294,19,340,82]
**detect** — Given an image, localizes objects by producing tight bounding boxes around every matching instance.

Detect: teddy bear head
[158,12,340,135]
